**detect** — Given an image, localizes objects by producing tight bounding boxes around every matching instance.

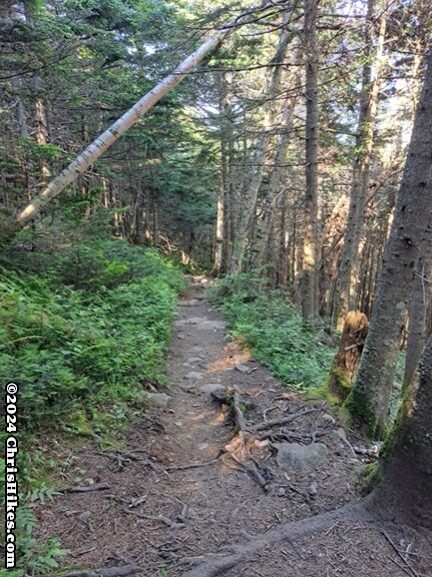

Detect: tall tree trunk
[403,257,431,389]
[301,0,319,322]
[375,333,432,529]
[252,84,298,268]
[332,0,388,327]
[345,49,432,438]
[228,11,294,274]
[11,77,29,138]
[213,73,232,275]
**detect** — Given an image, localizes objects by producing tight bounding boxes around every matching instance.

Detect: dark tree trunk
[345,49,432,437]
[374,333,432,529]
[403,258,431,389]
[302,0,319,322]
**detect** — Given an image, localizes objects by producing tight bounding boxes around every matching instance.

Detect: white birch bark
[14,0,288,228]
[15,33,229,225]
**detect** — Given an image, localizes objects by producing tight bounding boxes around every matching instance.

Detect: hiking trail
[37,279,431,577]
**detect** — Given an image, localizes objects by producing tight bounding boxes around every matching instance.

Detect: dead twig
[263,405,278,423]
[128,495,148,508]
[382,531,420,577]
[166,459,219,472]
[122,508,185,529]
[229,453,269,492]
[66,483,111,494]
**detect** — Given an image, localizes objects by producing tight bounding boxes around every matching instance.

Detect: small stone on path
[235,364,253,373]
[185,371,204,380]
[145,393,172,409]
[187,357,204,364]
[200,384,226,395]
[308,481,319,496]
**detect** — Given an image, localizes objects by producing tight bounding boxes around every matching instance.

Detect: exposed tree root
[64,564,140,577]
[180,502,373,577]
[232,389,248,432]
[251,405,324,433]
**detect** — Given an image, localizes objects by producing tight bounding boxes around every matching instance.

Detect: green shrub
[0,240,183,576]
[209,273,334,390]
[0,240,183,432]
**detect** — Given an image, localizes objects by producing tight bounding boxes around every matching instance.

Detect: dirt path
[37,285,432,577]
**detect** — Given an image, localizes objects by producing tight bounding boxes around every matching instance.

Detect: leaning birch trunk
[11,0,289,232]
[15,33,228,227]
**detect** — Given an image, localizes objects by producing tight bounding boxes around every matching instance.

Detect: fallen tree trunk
[15,32,227,227]
[6,0,288,236]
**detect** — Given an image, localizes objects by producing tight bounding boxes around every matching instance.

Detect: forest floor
[36,278,432,577]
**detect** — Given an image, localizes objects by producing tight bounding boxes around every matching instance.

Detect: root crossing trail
[37,282,431,577]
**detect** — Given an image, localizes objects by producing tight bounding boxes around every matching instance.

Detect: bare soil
[36,281,432,577]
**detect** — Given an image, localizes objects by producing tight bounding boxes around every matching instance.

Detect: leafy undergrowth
[208,273,335,391]
[0,239,183,576]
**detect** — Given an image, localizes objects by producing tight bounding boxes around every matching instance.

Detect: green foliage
[0,240,183,432]
[209,273,335,390]
[15,505,64,576]
[0,240,182,576]
[0,505,64,577]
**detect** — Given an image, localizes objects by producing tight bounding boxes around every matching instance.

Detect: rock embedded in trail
[200,383,226,395]
[198,320,226,331]
[235,364,254,373]
[322,413,336,425]
[145,392,172,409]
[275,442,328,472]
[179,299,201,306]
[185,371,204,380]
[308,481,319,496]
[187,357,205,364]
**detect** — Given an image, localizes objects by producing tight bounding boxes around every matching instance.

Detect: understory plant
[208,273,335,390]
[0,239,183,576]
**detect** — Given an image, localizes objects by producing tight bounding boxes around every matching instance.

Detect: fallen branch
[229,453,269,492]
[179,502,371,577]
[122,508,185,529]
[64,564,140,577]
[166,459,219,472]
[66,483,111,494]
[382,530,420,577]
[94,450,156,472]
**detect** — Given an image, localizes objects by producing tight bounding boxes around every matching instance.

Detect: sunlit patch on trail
[207,340,252,373]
